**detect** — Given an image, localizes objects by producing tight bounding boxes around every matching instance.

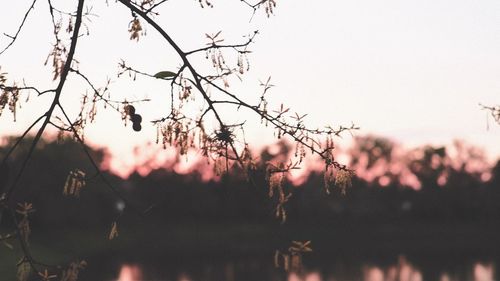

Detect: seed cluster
[124,105,143,132]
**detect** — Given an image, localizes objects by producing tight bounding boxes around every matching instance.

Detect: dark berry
[130,114,142,124]
[132,123,142,132]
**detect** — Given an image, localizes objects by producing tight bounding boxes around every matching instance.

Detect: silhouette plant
[482,104,500,126]
[0,0,356,279]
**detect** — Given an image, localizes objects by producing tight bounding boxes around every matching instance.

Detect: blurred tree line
[1,135,500,231]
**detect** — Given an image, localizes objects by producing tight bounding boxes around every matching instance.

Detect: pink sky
[1,0,499,173]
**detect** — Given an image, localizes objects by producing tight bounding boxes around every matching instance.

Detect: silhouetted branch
[3,0,85,202]
[145,0,169,13]
[70,68,150,112]
[58,104,151,217]
[481,104,500,125]
[0,0,38,55]
[0,85,55,96]
[185,32,257,55]
[201,77,357,170]
[119,0,246,167]
[0,114,45,172]
[0,0,85,275]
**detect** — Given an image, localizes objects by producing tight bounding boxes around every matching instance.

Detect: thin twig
[0,0,38,55]
[57,104,150,217]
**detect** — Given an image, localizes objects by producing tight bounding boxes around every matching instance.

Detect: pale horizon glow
[1,0,499,172]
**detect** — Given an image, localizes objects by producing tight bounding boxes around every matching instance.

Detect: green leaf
[153,71,176,79]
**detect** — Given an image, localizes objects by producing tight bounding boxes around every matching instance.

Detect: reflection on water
[289,272,322,281]
[473,263,494,281]
[362,256,423,281]
[114,256,496,281]
[118,264,143,281]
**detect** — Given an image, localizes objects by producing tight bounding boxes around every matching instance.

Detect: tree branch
[0,0,38,55]
[3,0,86,201]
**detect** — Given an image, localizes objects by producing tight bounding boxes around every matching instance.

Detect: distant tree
[0,0,355,278]
[349,136,491,190]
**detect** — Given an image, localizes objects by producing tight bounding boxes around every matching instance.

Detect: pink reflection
[410,271,423,281]
[117,264,143,281]
[364,266,384,281]
[288,272,301,281]
[474,262,494,281]
[178,273,192,281]
[440,273,452,281]
[304,271,322,281]
[364,257,423,281]
[397,256,422,281]
[287,272,323,281]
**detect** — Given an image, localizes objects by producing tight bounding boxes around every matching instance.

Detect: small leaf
[153,71,176,79]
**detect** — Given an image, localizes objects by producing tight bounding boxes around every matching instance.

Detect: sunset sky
[1,0,499,172]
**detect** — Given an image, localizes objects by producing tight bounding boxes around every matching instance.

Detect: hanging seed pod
[130,113,142,124]
[124,104,135,115]
[132,123,142,132]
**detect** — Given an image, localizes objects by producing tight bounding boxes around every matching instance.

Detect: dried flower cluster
[108,221,119,240]
[45,10,71,81]
[17,258,31,281]
[60,260,87,281]
[0,86,20,121]
[128,17,144,41]
[38,269,58,281]
[156,114,196,154]
[274,241,312,272]
[0,69,22,121]
[482,104,500,125]
[267,162,296,223]
[198,0,214,8]
[16,202,35,245]
[263,0,277,17]
[63,169,86,197]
